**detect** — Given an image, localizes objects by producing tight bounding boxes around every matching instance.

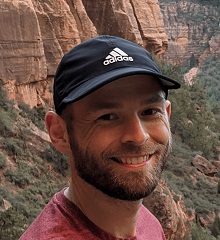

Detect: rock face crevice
[0,0,47,85]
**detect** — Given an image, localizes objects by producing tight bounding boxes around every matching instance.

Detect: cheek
[72,120,98,143]
[91,130,119,149]
[74,124,117,153]
[147,116,170,144]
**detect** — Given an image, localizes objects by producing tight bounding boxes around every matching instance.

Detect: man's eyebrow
[90,101,122,112]
[89,93,165,113]
[141,93,166,105]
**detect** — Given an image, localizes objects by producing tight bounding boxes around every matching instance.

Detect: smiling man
[20,35,180,240]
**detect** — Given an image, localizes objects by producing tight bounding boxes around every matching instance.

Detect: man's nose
[120,116,149,145]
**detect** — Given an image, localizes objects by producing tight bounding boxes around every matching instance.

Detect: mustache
[102,142,165,158]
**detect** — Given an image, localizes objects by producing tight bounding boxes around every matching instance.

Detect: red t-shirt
[19,189,166,240]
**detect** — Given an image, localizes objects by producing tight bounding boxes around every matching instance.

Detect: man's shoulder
[19,190,78,240]
[19,190,107,240]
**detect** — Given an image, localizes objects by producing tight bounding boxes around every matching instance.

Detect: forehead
[85,75,164,99]
[70,75,165,111]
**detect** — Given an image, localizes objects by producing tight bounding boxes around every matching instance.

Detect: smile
[111,155,152,165]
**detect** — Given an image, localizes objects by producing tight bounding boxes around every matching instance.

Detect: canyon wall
[1,1,219,104]
[159,1,220,65]
[0,0,168,108]
[0,0,96,107]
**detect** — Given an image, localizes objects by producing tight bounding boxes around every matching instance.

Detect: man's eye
[98,114,116,121]
[142,109,157,116]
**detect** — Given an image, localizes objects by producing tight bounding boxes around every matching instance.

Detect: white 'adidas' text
[103,47,133,65]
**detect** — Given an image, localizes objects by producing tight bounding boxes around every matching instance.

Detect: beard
[68,134,172,201]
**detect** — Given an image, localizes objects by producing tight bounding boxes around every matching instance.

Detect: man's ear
[45,111,71,154]
[165,100,171,119]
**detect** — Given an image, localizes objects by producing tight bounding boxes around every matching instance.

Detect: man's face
[65,75,171,201]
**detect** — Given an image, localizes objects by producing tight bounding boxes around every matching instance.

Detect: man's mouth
[111,155,152,165]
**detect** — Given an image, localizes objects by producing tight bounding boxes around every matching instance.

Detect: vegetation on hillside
[188,0,220,7]
[160,0,220,8]
[159,0,220,42]
[160,62,220,240]
[197,55,220,114]
[0,81,68,239]
[0,58,220,239]
[158,60,220,159]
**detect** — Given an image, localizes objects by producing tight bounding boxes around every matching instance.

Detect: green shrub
[42,146,69,176]
[0,109,15,137]
[191,222,214,240]
[4,161,34,188]
[0,80,14,111]
[19,103,47,131]
[0,152,6,168]
[211,215,220,237]
[3,138,23,158]
[190,53,197,68]
[4,168,31,189]
[173,194,179,203]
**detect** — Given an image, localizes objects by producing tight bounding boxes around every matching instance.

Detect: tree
[211,215,220,237]
[190,53,197,68]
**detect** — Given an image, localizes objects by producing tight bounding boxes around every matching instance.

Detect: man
[20,35,180,240]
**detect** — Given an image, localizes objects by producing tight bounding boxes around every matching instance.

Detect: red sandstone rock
[211,161,220,172]
[192,155,218,176]
[209,34,220,55]
[160,2,219,65]
[0,199,12,212]
[143,181,193,240]
[0,0,168,108]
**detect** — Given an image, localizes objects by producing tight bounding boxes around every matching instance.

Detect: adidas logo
[103,47,133,65]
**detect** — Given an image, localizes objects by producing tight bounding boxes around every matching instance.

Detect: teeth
[132,157,138,165]
[127,158,132,164]
[119,155,150,165]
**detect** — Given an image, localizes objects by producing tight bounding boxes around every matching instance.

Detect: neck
[64,171,142,238]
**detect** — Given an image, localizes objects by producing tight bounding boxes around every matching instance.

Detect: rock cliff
[159,1,220,65]
[0,0,168,108]
[144,181,192,240]
[0,0,96,108]
[1,1,219,103]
